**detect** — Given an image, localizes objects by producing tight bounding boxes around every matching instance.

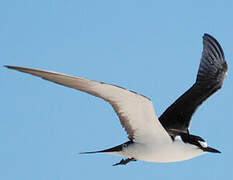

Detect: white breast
[112,139,207,163]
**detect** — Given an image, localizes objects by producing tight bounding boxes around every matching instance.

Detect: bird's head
[197,138,221,153]
[177,133,221,153]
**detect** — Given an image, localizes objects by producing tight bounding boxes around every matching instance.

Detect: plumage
[4,65,171,144]
[5,33,227,166]
[159,33,227,136]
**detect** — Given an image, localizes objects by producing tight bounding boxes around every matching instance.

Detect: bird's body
[5,33,227,166]
[108,140,206,163]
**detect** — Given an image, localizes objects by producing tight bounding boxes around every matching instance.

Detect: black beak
[204,146,221,153]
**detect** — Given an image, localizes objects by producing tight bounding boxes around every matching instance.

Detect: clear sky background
[1,1,233,179]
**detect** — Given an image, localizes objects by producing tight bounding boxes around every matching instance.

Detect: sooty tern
[5,34,227,166]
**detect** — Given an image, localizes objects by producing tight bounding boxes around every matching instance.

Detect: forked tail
[79,141,132,154]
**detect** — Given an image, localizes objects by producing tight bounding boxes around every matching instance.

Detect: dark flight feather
[159,34,227,135]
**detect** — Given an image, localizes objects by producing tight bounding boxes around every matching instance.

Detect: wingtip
[202,33,224,53]
[203,33,217,40]
[4,65,33,73]
[4,65,18,70]
[4,65,10,68]
[203,33,220,45]
[203,33,212,38]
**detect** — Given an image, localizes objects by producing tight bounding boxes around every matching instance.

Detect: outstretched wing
[5,66,171,143]
[159,33,227,135]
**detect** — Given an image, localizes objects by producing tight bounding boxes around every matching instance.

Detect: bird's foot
[112,158,136,166]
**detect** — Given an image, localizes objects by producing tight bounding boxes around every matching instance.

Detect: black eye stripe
[176,133,206,149]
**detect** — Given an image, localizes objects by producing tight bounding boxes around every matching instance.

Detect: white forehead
[198,140,208,148]
[174,135,208,148]
[174,135,182,141]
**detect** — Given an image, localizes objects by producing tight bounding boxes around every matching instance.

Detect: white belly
[109,141,207,163]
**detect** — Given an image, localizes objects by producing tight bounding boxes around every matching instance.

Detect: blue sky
[1,1,233,179]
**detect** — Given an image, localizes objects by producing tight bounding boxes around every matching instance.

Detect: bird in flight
[5,33,227,166]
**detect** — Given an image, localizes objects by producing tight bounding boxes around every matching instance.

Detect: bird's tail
[79,141,132,154]
[79,149,107,154]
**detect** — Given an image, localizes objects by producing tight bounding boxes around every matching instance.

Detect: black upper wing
[159,34,227,135]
